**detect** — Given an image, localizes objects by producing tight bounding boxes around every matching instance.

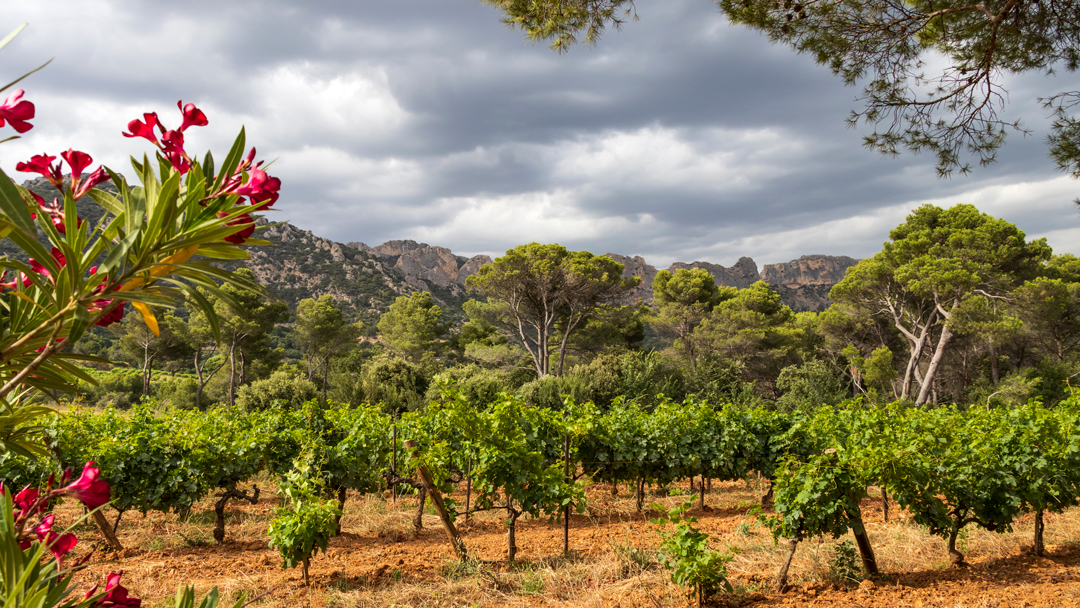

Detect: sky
[2,0,1079,269]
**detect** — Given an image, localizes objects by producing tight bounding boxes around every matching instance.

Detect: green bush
[358,354,428,414]
[236,366,319,410]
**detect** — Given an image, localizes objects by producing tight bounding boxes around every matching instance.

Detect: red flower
[177,100,208,131]
[218,211,255,244]
[61,149,93,180]
[57,462,110,510]
[85,571,141,608]
[73,166,111,200]
[0,89,34,133]
[16,153,63,186]
[122,112,160,144]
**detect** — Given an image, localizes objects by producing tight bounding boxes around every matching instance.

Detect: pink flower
[10,485,42,516]
[218,211,255,244]
[61,149,93,180]
[160,130,190,174]
[122,112,160,144]
[28,247,66,282]
[234,168,281,209]
[73,166,111,200]
[57,462,110,510]
[92,301,125,328]
[32,514,78,562]
[177,100,208,131]
[16,153,63,186]
[0,89,34,133]
[84,571,141,608]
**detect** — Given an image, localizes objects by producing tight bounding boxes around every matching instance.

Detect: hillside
[5,177,858,317]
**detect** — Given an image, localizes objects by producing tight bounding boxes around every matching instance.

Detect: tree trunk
[947,527,965,565]
[91,509,123,551]
[508,509,518,563]
[228,340,237,407]
[988,337,999,385]
[881,487,889,523]
[1034,509,1045,557]
[194,348,204,410]
[334,486,347,536]
[852,528,879,576]
[636,477,645,512]
[775,537,799,591]
[414,484,427,532]
[301,557,310,586]
[322,353,330,402]
[916,316,955,406]
[213,486,259,545]
[699,475,706,509]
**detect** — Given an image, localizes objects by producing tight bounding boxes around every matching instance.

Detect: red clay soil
[62,483,1080,608]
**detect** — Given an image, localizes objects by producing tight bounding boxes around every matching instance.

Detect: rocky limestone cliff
[669,257,762,290]
[600,253,856,312]
[761,255,860,312]
[348,240,492,294]
[606,253,657,304]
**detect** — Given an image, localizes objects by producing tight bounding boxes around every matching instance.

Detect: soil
[57,480,1080,608]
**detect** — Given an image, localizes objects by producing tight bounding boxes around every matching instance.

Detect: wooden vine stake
[404,440,470,561]
[91,509,123,551]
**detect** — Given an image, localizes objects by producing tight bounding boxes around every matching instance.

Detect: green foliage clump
[235,366,318,410]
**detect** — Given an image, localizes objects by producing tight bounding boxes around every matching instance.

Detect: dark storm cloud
[2,0,1077,268]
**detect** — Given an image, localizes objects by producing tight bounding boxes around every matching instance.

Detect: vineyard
[5,385,1080,606]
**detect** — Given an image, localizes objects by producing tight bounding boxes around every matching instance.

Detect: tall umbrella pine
[465,243,639,378]
[831,204,1050,405]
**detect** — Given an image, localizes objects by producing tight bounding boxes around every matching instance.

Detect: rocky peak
[761,254,859,287]
[668,256,762,289]
[605,253,657,304]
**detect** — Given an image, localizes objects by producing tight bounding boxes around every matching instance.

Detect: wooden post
[92,509,123,551]
[404,440,469,560]
[563,433,570,555]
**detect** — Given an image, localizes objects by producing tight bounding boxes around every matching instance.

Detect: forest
[64,202,1080,421]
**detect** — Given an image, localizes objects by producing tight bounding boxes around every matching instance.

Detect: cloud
[1,0,1076,272]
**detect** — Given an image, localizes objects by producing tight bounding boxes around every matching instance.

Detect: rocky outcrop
[761,255,860,312]
[668,257,762,289]
[606,253,657,304]
[456,255,493,286]
[349,240,492,294]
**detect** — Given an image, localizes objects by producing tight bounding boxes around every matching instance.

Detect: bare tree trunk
[775,537,799,591]
[989,338,999,385]
[1034,510,1045,557]
[881,487,890,523]
[228,340,237,407]
[948,527,965,565]
[916,320,954,406]
[334,486,347,535]
[414,484,427,532]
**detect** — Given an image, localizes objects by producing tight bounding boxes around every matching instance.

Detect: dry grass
[55,478,1080,608]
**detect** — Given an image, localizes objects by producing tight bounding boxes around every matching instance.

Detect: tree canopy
[481,0,1080,180]
[465,243,639,378]
[830,203,1051,405]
